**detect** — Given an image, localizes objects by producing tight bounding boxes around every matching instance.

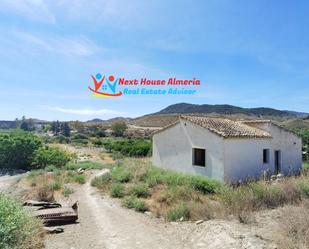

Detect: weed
[65,161,104,170]
[91,173,112,189]
[63,187,75,197]
[122,197,148,212]
[48,181,63,191]
[110,184,125,198]
[167,203,190,221]
[111,166,131,183]
[130,183,150,198]
[0,194,44,249]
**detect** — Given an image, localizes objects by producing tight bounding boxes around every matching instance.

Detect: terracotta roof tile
[181,116,271,138]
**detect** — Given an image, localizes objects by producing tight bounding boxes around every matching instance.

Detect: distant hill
[155,103,307,117]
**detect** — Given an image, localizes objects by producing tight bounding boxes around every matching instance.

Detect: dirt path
[44,170,278,249]
[0,173,22,193]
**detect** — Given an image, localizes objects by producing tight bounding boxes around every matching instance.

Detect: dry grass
[277,201,309,249]
[91,158,309,224]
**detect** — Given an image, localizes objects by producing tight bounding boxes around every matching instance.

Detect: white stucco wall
[153,120,302,183]
[223,138,271,183]
[245,123,302,175]
[152,120,225,180]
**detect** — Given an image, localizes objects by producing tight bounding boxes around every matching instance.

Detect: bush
[0,194,44,249]
[54,135,71,144]
[189,175,221,194]
[110,184,125,198]
[91,173,112,189]
[143,165,221,194]
[72,133,89,140]
[130,183,150,198]
[72,138,88,145]
[111,166,132,183]
[65,161,104,170]
[111,121,127,137]
[103,139,151,157]
[167,203,190,221]
[0,131,42,169]
[48,181,63,191]
[122,197,148,212]
[31,146,71,168]
[63,187,75,197]
[71,174,86,184]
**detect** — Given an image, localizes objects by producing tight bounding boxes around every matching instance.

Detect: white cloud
[0,0,56,24]
[42,106,123,116]
[12,31,99,57]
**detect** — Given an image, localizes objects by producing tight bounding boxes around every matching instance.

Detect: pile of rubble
[24,200,78,233]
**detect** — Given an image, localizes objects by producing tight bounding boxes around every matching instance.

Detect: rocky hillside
[155,103,307,118]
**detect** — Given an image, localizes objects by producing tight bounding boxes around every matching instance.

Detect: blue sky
[0,0,308,121]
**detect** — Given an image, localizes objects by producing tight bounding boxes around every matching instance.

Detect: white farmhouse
[152,116,302,183]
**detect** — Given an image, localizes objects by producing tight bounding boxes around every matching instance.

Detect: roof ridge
[180,115,271,138]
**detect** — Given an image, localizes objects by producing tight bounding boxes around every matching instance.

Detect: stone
[195,220,204,225]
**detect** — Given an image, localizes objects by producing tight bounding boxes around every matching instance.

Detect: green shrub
[298,179,309,197]
[71,174,86,184]
[91,173,112,189]
[189,175,221,194]
[111,166,132,183]
[63,187,75,197]
[130,183,150,197]
[143,165,221,194]
[111,121,127,137]
[72,133,89,140]
[0,194,44,249]
[103,139,151,157]
[31,146,71,168]
[48,181,63,191]
[44,165,60,173]
[122,197,148,212]
[167,203,190,221]
[110,184,125,198]
[72,139,88,145]
[65,161,104,170]
[0,131,42,169]
[54,135,71,144]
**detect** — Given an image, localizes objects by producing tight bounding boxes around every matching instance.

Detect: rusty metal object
[29,201,78,225]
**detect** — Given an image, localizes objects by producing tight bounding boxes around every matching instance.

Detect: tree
[19,116,35,131]
[20,116,29,131]
[111,121,127,137]
[51,121,61,135]
[0,131,42,169]
[61,122,71,137]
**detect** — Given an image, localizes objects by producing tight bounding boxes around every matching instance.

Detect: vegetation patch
[167,203,190,221]
[63,186,75,197]
[110,183,125,198]
[91,158,309,224]
[122,196,148,212]
[0,194,44,249]
[103,139,151,157]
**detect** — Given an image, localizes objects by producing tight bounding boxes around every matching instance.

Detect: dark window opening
[193,148,206,167]
[263,149,269,163]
